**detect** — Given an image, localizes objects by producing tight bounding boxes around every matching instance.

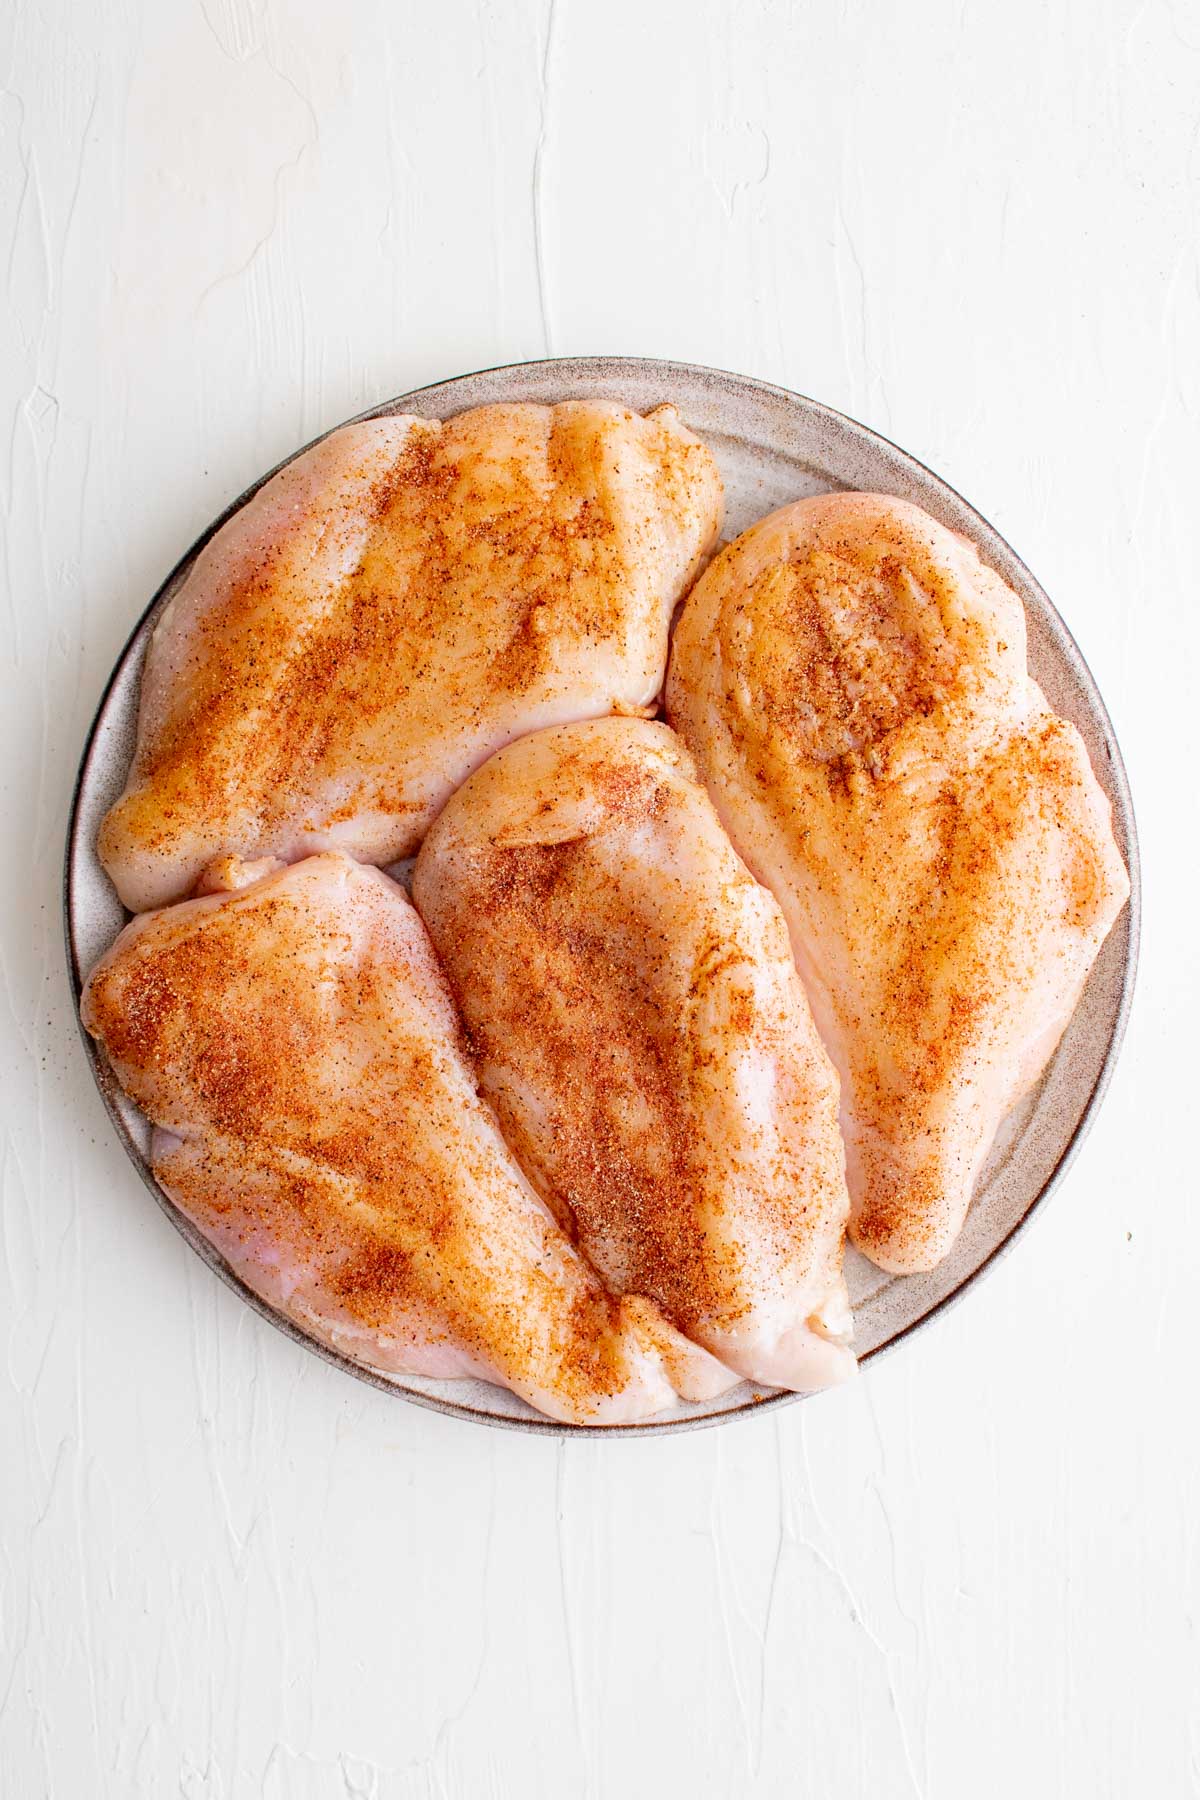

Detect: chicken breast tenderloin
[99,402,723,912]
[81,853,737,1425]
[413,718,856,1392]
[667,492,1130,1274]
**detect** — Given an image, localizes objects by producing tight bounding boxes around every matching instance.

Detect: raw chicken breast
[98,402,723,912]
[413,718,856,1391]
[667,491,1130,1273]
[81,852,737,1425]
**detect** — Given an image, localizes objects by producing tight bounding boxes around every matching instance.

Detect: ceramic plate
[65,357,1140,1436]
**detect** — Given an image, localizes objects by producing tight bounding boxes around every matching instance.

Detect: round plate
[65,357,1140,1436]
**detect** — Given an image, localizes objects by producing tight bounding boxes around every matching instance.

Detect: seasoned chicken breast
[667,492,1130,1274]
[98,402,723,912]
[81,853,737,1424]
[413,718,856,1391]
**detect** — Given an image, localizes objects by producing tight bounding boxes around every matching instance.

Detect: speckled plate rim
[64,356,1141,1439]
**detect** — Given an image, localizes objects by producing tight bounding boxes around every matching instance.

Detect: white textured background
[2,2,1197,1795]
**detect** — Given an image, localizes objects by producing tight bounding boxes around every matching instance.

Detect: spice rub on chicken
[81,852,738,1425]
[667,491,1130,1273]
[413,717,855,1391]
[99,402,723,912]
